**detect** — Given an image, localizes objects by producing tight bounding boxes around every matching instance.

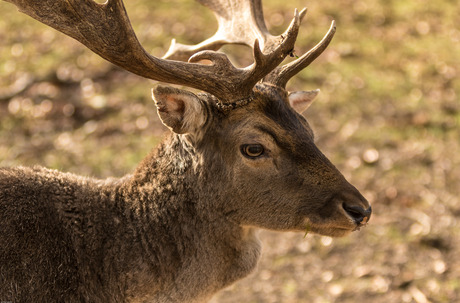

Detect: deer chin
[309,226,353,238]
[302,218,358,238]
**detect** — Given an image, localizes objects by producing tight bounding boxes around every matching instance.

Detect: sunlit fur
[0,83,369,302]
[197,84,368,234]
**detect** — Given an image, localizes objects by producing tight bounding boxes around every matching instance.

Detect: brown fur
[0,84,370,302]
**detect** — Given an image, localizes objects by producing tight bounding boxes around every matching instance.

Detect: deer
[0,0,372,302]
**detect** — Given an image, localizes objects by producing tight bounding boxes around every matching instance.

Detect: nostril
[342,203,372,224]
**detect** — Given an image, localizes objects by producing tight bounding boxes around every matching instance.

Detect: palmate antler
[164,0,336,89]
[163,0,305,61]
[4,0,334,103]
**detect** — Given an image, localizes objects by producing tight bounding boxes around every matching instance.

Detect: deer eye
[241,144,265,158]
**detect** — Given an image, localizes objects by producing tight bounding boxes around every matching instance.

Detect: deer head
[5,0,371,236]
[153,83,371,237]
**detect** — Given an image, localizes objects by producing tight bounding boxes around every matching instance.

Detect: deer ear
[288,89,320,114]
[152,85,206,134]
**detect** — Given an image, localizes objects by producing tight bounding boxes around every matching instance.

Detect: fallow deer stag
[0,0,372,302]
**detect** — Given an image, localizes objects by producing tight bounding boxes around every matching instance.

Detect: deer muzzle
[340,191,372,229]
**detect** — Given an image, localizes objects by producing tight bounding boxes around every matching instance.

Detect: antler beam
[4,0,301,103]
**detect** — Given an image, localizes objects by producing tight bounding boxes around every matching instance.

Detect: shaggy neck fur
[114,134,261,302]
[0,133,261,303]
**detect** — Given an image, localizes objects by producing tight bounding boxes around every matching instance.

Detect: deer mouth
[302,209,371,237]
[312,226,354,237]
[302,220,357,237]
[301,203,371,237]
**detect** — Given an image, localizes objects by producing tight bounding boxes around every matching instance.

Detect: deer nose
[342,203,372,225]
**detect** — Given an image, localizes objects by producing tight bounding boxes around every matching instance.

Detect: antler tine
[247,9,301,86]
[265,20,336,88]
[162,37,224,62]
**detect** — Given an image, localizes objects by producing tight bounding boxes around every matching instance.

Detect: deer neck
[126,132,260,246]
[113,134,261,301]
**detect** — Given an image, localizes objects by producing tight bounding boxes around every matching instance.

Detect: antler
[163,0,306,60]
[4,0,301,103]
[264,21,336,88]
[164,0,336,90]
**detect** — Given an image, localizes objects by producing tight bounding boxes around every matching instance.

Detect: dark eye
[241,144,265,158]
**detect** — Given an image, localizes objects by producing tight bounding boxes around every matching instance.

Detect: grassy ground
[1,0,459,302]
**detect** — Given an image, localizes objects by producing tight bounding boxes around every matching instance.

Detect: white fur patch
[152,86,206,135]
[288,89,320,114]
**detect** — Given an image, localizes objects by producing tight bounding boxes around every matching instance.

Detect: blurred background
[0,0,459,302]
